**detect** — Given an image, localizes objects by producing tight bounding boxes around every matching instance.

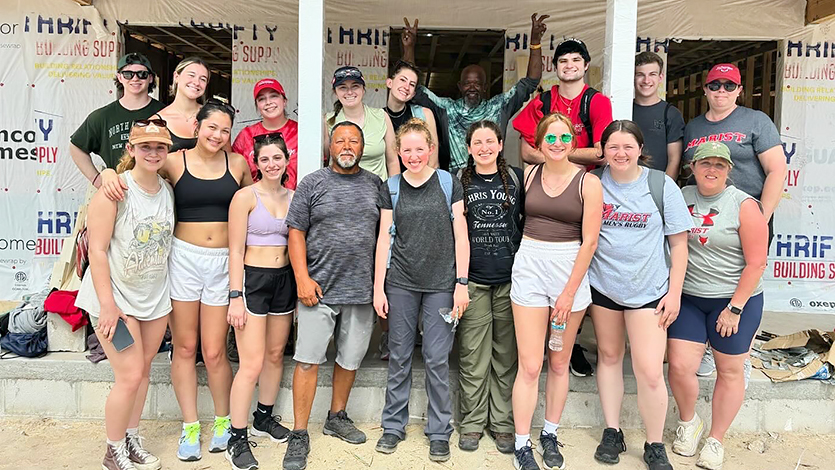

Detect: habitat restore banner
[766,22,835,315]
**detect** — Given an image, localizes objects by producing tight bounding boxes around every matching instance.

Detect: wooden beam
[488,35,504,58]
[762,51,773,116]
[188,27,233,54]
[425,35,439,86]
[744,55,756,108]
[151,26,225,62]
[806,0,835,24]
[452,33,474,74]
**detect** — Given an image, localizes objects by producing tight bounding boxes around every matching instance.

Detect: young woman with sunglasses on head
[156,57,211,153]
[233,78,299,189]
[587,121,692,470]
[224,133,296,470]
[157,97,254,461]
[74,120,175,470]
[510,113,603,470]
[325,66,399,181]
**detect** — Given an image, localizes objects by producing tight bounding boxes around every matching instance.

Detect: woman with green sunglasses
[509,113,603,470]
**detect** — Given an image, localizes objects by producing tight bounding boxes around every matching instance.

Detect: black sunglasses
[119,70,150,80]
[334,68,362,80]
[134,119,167,128]
[207,96,236,114]
[253,132,284,144]
[706,81,738,92]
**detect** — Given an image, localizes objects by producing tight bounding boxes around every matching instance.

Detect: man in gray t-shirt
[284,122,382,470]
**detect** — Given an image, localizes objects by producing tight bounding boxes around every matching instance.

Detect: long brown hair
[460,121,513,215]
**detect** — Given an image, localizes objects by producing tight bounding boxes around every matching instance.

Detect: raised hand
[530,13,550,44]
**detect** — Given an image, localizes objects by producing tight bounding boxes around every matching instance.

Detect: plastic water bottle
[549,320,566,352]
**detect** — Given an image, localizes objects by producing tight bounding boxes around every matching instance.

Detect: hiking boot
[697,348,716,377]
[673,412,705,457]
[594,427,626,464]
[103,441,138,470]
[177,423,201,462]
[227,328,239,363]
[226,436,258,470]
[490,430,514,454]
[125,433,160,470]
[282,430,310,470]
[569,344,594,377]
[251,414,290,443]
[643,442,674,470]
[696,437,724,470]
[429,440,451,462]
[323,410,366,444]
[538,431,566,470]
[375,433,402,454]
[379,331,390,360]
[458,432,480,451]
[210,416,232,453]
[513,443,540,470]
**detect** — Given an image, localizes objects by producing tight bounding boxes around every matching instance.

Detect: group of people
[70,12,785,470]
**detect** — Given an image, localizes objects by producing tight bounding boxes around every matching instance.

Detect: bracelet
[92,172,101,186]
[530,43,542,50]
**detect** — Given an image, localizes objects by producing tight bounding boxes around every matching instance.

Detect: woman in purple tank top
[225,133,297,468]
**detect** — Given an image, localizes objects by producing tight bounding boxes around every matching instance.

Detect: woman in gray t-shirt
[587,121,692,468]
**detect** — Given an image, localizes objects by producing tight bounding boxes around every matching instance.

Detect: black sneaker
[569,344,594,377]
[429,440,450,462]
[643,442,674,470]
[538,432,566,470]
[323,410,366,444]
[375,433,402,454]
[251,414,290,443]
[595,427,627,464]
[282,430,310,470]
[513,444,540,470]
[225,437,258,470]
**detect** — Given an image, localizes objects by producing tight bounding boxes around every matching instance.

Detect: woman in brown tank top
[509,113,603,469]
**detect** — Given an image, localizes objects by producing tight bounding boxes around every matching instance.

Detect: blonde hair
[115,147,134,174]
[169,57,210,104]
[395,117,434,150]
[535,113,576,148]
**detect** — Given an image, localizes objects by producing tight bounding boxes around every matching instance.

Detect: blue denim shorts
[667,293,763,355]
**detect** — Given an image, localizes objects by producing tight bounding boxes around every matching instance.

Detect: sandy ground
[0,417,831,470]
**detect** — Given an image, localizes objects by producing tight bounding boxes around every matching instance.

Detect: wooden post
[688,72,699,120]
[744,55,756,108]
[679,76,687,118]
[762,51,773,116]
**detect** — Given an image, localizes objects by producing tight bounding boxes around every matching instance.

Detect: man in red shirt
[232,78,299,189]
[513,38,613,167]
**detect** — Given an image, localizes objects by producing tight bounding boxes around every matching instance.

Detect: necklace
[386,105,407,119]
[558,93,579,114]
[541,168,571,193]
[477,173,496,183]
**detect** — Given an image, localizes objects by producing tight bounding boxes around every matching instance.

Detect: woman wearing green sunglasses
[509,113,603,470]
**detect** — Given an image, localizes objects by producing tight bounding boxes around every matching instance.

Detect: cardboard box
[757,329,835,383]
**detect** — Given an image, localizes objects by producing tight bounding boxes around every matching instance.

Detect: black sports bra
[169,133,198,152]
[173,151,240,223]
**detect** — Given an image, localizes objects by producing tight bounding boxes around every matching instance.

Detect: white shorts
[510,238,592,311]
[169,238,230,307]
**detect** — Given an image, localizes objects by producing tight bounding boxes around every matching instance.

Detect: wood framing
[806,0,835,24]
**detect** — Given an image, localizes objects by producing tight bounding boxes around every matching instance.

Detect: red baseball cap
[706,63,741,85]
[253,78,286,100]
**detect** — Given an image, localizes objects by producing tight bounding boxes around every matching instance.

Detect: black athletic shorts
[590,286,662,311]
[244,265,297,316]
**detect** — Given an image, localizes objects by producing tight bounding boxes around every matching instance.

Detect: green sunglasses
[545,133,573,145]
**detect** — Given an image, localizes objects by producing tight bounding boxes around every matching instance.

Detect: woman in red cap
[233,78,299,189]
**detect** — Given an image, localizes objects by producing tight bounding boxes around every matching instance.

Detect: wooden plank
[700,70,708,115]
[807,0,835,24]
[679,77,688,119]
[452,33,474,73]
[688,72,698,120]
[744,55,756,108]
[762,51,773,116]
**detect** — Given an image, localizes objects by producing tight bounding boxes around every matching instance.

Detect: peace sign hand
[402,18,419,48]
[530,13,550,44]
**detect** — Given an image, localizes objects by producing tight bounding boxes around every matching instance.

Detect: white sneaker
[672,412,705,457]
[697,348,716,377]
[743,357,752,390]
[697,437,724,470]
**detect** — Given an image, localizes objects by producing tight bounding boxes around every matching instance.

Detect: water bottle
[548,320,566,352]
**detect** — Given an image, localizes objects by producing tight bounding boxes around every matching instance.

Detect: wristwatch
[229,290,243,299]
[727,303,742,315]
[456,277,469,286]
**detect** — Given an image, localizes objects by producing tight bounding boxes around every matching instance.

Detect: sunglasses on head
[134,119,167,128]
[119,70,150,80]
[207,96,236,114]
[706,81,738,92]
[334,68,362,80]
[253,132,284,144]
[544,133,573,145]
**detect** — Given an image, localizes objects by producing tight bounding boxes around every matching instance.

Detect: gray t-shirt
[633,100,685,172]
[683,106,782,199]
[378,171,465,292]
[286,167,382,304]
[589,168,693,307]
[682,185,763,298]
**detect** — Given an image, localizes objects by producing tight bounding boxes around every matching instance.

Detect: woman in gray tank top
[74,121,175,470]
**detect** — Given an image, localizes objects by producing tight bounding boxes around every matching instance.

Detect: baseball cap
[129,120,172,147]
[253,78,286,100]
[705,63,741,85]
[117,52,155,75]
[332,66,365,88]
[553,38,591,65]
[692,142,733,166]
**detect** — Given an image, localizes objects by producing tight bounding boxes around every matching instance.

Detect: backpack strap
[385,174,402,269]
[590,166,605,178]
[437,170,454,221]
[663,101,673,138]
[410,103,426,121]
[524,163,542,190]
[647,168,666,226]
[579,87,599,146]
[506,165,521,194]
[539,89,553,116]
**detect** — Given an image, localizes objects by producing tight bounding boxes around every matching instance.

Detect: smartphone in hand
[112,317,135,352]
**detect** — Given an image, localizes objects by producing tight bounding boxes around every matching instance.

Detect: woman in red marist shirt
[233,78,299,189]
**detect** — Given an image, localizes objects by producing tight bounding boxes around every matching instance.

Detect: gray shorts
[293,302,374,370]
[510,238,592,311]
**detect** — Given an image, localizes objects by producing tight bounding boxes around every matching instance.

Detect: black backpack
[541,86,598,146]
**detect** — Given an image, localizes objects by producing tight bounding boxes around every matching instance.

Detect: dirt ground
[0,417,831,470]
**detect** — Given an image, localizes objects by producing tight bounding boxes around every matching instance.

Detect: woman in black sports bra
[157,57,210,152]
[159,96,254,460]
